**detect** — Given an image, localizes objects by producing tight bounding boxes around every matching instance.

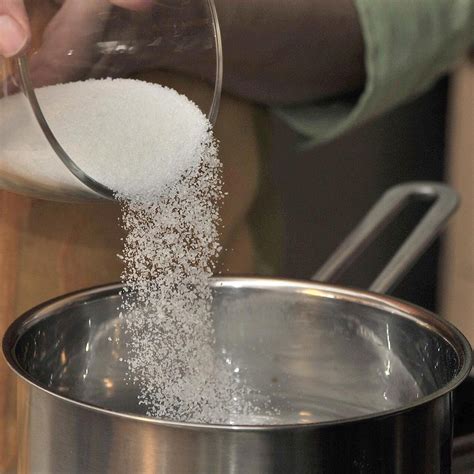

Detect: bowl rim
[3,277,472,432]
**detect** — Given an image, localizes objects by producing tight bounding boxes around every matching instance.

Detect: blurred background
[262,66,472,344]
[271,78,447,309]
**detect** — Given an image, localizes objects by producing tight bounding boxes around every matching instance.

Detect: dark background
[269,78,448,311]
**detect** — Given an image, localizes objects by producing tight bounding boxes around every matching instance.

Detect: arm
[2,0,472,145]
[0,0,365,105]
[214,0,366,105]
[275,0,474,145]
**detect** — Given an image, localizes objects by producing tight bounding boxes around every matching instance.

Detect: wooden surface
[440,60,474,344]
[0,196,124,473]
[0,192,30,473]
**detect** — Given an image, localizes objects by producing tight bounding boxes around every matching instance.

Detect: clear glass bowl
[0,0,222,200]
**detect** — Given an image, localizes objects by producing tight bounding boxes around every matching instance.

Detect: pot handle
[311,182,459,294]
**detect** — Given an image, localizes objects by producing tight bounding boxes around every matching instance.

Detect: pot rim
[3,277,472,431]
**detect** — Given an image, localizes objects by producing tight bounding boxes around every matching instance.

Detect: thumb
[28,0,113,87]
[0,0,30,57]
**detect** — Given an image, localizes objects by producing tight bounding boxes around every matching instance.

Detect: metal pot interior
[5,279,471,426]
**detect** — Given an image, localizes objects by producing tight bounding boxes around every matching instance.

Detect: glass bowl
[0,0,222,201]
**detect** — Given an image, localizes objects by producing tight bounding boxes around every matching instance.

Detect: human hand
[0,0,214,92]
[0,0,153,58]
[0,0,159,93]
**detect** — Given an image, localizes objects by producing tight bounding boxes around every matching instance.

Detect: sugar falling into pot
[2,78,264,421]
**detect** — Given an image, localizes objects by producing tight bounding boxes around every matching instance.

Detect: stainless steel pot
[3,182,472,473]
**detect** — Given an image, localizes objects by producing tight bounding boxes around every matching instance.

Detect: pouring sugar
[1,78,263,422]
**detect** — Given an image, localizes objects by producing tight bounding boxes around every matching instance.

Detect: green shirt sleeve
[275,0,474,147]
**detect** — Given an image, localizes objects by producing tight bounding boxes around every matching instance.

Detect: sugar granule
[117,138,252,422]
[0,78,210,196]
[93,79,254,421]
[1,77,261,422]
